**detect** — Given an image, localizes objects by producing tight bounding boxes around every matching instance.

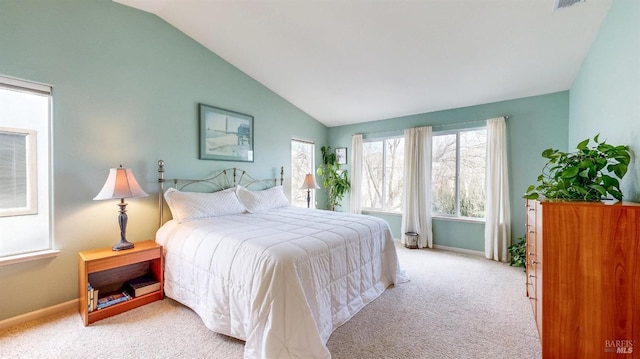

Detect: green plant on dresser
[524,134,630,201]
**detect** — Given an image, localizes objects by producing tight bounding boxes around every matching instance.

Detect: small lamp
[300,173,320,208]
[94,165,148,251]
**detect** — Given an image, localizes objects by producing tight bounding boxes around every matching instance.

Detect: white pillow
[164,187,246,223]
[235,185,289,213]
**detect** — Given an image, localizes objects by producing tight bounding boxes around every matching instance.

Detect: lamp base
[112,239,135,251]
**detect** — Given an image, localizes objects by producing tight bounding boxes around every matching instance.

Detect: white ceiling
[114,0,612,127]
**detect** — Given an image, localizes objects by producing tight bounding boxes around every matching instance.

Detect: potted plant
[317,145,351,211]
[508,236,526,271]
[524,134,630,201]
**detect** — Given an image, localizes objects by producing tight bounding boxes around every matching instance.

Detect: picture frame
[335,147,347,165]
[199,104,254,162]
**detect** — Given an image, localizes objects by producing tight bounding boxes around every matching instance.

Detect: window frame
[290,137,317,208]
[431,126,487,221]
[361,135,404,213]
[0,75,57,265]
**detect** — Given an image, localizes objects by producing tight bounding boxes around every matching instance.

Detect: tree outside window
[361,137,404,212]
[291,139,315,208]
[432,128,486,218]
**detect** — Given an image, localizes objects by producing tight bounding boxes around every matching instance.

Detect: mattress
[155,206,407,359]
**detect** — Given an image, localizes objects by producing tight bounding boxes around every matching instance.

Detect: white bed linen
[155,206,407,359]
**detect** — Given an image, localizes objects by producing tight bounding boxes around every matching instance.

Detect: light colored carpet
[0,243,541,358]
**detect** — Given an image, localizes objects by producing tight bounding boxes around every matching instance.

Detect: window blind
[0,132,27,209]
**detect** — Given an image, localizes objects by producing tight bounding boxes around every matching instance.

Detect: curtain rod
[357,115,510,137]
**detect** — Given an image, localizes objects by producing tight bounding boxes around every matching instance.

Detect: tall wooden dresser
[525,200,639,358]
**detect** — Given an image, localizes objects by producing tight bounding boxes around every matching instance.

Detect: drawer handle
[532,261,540,264]
[528,230,535,233]
[529,274,535,278]
[529,297,536,300]
[528,207,535,211]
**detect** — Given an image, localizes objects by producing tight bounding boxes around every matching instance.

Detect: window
[432,128,486,218]
[0,76,54,263]
[291,138,316,208]
[361,137,404,212]
[0,127,37,216]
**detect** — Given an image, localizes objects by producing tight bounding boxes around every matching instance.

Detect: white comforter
[155,206,407,359]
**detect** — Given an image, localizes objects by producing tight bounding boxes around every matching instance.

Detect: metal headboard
[157,160,284,227]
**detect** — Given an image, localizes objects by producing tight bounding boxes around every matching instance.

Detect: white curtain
[484,117,511,262]
[401,126,433,248]
[349,134,363,214]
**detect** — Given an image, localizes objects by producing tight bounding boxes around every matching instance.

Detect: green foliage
[524,135,630,201]
[317,146,351,211]
[508,236,526,271]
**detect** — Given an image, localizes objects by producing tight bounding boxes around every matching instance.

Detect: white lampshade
[94,165,148,200]
[300,173,320,190]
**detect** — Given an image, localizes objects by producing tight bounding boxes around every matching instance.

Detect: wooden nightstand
[78,240,163,326]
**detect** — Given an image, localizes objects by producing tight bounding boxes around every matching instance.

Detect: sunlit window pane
[0,78,52,258]
[384,138,404,212]
[362,141,383,209]
[361,138,404,212]
[432,133,456,215]
[460,129,486,218]
[432,129,486,218]
[291,139,314,208]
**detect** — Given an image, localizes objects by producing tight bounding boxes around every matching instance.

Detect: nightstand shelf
[78,240,163,326]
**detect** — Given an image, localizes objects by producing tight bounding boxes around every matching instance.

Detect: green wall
[569,0,640,202]
[0,0,327,321]
[4,0,633,323]
[328,92,569,251]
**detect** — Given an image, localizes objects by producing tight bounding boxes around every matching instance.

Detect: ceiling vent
[553,0,586,10]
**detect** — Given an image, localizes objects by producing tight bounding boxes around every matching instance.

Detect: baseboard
[0,299,78,331]
[433,244,484,257]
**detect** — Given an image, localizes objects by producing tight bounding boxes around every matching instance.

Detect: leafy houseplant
[524,135,630,201]
[317,146,351,211]
[508,236,526,271]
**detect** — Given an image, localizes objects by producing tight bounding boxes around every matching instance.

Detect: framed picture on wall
[335,147,347,165]
[199,104,254,162]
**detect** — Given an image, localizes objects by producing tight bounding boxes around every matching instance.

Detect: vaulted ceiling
[115,0,612,127]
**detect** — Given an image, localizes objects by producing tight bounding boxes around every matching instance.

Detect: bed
[155,161,408,359]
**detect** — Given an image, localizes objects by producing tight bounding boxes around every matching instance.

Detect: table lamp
[94,165,148,251]
[300,173,320,208]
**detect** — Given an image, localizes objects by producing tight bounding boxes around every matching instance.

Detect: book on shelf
[93,289,99,311]
[96,291,131,310]
[87,284,93,312]
[123,275,160,297]
[87,284,100,312]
